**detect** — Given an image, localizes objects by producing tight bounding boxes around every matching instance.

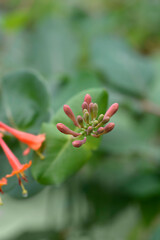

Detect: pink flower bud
[72,137,86,148]
[63,105,79,127]
[92,120,98,127]
[102,116,110,124]
[104,103,119,118]
[87,126,93,135]
[91,134,100,138]
[57,123,81,137]
[77,115,84,128]
[93,103,98,119]
[98,114,104,123]
[84,94,92,105]
[89,103,94,119]
[84,111,89,124]
[97,127,104,134]
[82,102,88,111]
[104,122,115,133]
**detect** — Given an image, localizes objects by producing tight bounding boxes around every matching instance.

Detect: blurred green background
[1,0,160,239]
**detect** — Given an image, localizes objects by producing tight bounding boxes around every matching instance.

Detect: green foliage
[0,1,160,240]
[91,36,153,97]
[0,70,50,131]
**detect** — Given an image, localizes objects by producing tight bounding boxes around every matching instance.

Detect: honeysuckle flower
[0,177,7,205]
[0,122,45,156]
[56,94,119,148]
[0,137,32,197]
[0,177,7,194]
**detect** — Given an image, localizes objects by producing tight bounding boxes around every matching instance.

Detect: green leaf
[0,17,80,80]
[148,55,160,104]
[149,227,160,240]
[52,70,102,112]
[32,88,108,185]
[2,10,29,30]
[68,207,139,240]
[28,17,80,79]
[100,108,160,158]
[1,69,50,132]
[91,36,153,97]
[123,174,160,198]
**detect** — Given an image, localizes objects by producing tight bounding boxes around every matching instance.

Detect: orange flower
[0,177,7,194]
[0,122,45,155]
[0,137,32,197]
[0,177,7,205]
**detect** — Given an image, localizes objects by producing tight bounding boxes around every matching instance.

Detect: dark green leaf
[91,36,154,97]
[1,69,50,132]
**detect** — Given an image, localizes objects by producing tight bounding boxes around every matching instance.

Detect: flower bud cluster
[57,94,119,148]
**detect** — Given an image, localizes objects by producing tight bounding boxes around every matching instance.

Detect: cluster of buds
[0,122,45,205]
[57,94,119,148]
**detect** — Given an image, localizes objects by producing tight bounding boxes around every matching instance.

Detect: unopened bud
[82,102,88,111]
[104,122,115,133]
[72,137,86,148]
[77,115,84,128]
[97,127,104,135]
[102,116,110,124]
[104,103,119,118]
[83,109,88,115]
[93,103,98,119]
[57,123,81,137]
[98,114,104,123]
[92,120,98,127]
[89,103,94,119]
[84,111,89,124]
[87,126,93,135]
[96,116,110,129]
[84,94,92,105]
[63,105,79,127]
[91,134,100,138]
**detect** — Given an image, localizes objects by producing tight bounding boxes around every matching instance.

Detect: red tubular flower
[0,177,7,194]
[0,122,45,155]
[0,177,7,205]
[0,137,32,197]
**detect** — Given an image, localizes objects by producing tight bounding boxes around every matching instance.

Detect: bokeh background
[1,0,160,239]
